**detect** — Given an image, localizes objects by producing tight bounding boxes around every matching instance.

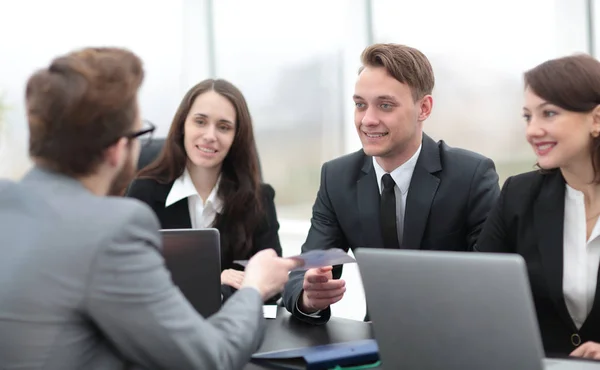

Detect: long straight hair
[137,79,263,258]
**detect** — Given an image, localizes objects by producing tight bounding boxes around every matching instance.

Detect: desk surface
[243,308,600,370]
[244,307,377,370]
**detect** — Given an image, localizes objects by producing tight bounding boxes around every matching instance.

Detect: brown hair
[137,79,263,258]
[26,47,144,176]
[359,43,435,100]
[525,54,600,181]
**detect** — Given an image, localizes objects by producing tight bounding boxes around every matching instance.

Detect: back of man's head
[26,47,144,177]
[360,43,435,101]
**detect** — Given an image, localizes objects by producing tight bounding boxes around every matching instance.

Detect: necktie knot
[382,173,396,190]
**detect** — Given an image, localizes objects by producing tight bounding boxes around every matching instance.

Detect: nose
[202,124,217,142]
[526,118,545,140]
[361,107,379,127]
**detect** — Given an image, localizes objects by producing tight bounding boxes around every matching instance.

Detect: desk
[243,309,600,370]
[245,307,378,370]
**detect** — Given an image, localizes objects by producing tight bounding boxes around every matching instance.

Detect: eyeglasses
[126,120,156,147]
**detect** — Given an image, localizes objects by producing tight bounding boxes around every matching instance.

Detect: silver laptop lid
[355,248,546,370]
[160,228,221,318]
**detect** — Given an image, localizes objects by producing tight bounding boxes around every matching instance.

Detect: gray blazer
[0,167,265,370]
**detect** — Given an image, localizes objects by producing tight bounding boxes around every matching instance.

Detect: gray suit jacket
[0,167,266,370]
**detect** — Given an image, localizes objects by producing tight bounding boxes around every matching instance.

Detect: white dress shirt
[372,144,422,244]
[563,184,600,329]
[165,168,223,229]
[298,145,421,317]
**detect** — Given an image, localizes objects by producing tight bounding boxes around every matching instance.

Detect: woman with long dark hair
[126,79,282,302]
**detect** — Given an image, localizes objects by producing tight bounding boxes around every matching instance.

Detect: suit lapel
[533,171,576,330]
[154,182,192,229]
[403,135,441,249]
[583,268,600,330]
[357,155,385,249]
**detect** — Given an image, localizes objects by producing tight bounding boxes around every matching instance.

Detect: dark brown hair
[137,79,263,258]
[26,47,144,176]
[525,54,600,181]
[359,43,435,100]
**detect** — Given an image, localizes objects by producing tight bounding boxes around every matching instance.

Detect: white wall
[0,0,213,178]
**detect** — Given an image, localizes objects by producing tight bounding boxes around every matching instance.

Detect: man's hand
[241,249,303,301]
[299,266,346,313]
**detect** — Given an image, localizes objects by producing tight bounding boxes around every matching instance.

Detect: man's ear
[104,137,129,168]
[417,95,433,122]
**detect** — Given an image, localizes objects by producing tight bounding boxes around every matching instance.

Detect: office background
[0,0,596,319]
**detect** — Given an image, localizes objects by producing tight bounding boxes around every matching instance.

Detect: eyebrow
[193,113,234,125]
[352,94,399,103]
[522,102,552,111]
[377,95,399,103]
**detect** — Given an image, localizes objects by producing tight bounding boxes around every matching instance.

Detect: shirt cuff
[295,299,322,318]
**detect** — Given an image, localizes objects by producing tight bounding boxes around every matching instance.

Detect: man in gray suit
[0,47,300,370]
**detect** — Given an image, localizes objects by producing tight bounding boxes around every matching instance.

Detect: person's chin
[362,144,387,157]
[190,156,223,169]
[537,158,559,170]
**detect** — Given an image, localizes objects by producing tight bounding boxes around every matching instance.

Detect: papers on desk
[234,248,357,271]
[263,305,277,319]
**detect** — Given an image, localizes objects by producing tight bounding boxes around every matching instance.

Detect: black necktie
[380,173,400,249]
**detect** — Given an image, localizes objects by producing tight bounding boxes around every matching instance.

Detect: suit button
[571,333,581,347]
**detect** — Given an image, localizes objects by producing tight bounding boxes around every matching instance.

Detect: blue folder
[251,339,379,370]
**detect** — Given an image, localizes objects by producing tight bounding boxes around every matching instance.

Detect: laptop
[160,228,221,318]
[354,249,600,370]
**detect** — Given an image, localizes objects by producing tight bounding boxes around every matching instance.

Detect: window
[371,0,589,183]
[212,0,362,219]
[0,0,194,178]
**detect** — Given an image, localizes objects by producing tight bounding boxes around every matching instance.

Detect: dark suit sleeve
[252,184,283,257]
[222,184,283,304]
[124,179,154,205]
[252,184,283,304]
[282,162,348,325]
[465,158,501,250]
[474,176,514,253]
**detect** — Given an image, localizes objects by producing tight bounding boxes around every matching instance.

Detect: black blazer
[125,179,283,302]
[283,134,501,324]
[476,170,600,356]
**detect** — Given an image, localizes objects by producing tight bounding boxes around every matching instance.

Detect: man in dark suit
[283,43,501,324]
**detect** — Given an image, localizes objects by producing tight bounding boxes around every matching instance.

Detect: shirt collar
[372,144,422,195]
[206,179,223,213]
[165,168,223,213]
